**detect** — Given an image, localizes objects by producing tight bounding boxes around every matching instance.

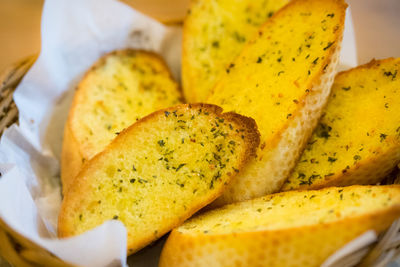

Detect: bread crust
[58,103,260,254]
[61,49,182,195]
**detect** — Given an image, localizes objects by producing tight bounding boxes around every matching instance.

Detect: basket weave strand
[0,56,36,136]
[0,57,399,267]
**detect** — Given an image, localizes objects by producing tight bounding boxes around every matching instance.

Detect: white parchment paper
[0,0,359,266]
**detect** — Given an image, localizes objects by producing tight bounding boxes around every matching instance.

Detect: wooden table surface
[0,0,399,73]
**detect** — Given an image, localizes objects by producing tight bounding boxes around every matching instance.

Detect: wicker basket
[0,57,399,267]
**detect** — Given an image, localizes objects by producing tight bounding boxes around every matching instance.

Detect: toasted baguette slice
[282,58,400,191]
[61,50,182,194]
[58,104,260,254]
[182,0,289,102]
[160,185,400,267]
[207,0,346,205]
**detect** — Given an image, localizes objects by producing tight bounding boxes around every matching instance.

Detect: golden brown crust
[58,103,260,254]
[219,111,259,163]
[336,57,396,77]
[61,49,182,195]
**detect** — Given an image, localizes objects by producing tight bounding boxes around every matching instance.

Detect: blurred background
[0,0,191,71]
[0,0,399,72]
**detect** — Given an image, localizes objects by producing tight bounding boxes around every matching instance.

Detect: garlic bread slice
[207,0,346,205]
[58,104,260,254]
[62,50,182,194]
[282,58,400,191]
[182,0,289,102]
[160,185,400,267]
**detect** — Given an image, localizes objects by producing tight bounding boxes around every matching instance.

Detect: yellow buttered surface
[207,0,347,205]
[283,58,400,191]
[160,185,400,267]
[62,50,182,194]
[182,0,289,102]
[58,104,260,254]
